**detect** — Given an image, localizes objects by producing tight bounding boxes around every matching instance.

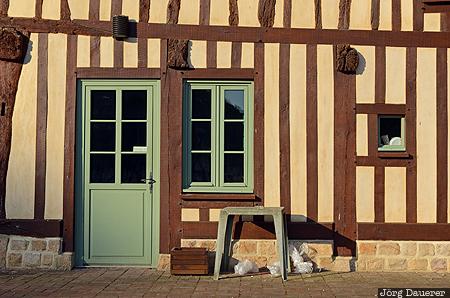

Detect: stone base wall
[0,234,73,271]
[179,239,354,272]
[357,241,450,272]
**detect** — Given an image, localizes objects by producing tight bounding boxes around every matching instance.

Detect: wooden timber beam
[2,17,450,48]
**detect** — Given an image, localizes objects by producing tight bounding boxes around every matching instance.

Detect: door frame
[74,79,161,267]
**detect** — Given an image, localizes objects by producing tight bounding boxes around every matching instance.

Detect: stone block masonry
[0,234,73,270]
[357,241,450,272]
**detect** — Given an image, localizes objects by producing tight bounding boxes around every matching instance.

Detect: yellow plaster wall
[291,0,315,29]
[217,42,232,68]
[100,37,114,67]
[241,43,254,68]
[356,114,368,157]
[321,0,339,29]
[401,0,413,31]
[7,0,35,17]
[189,40,207,68]
[181,209,200,221]
[264,43,280,208]
[355,46,375,104]
[209,209,220,222]
[77,35,90,68]
[424,13,441,32]
[42,0,60,20]
[417,48,437,223]
[45,34,67,220]
[100,0,112,21]
[210,0,229,26]
[122,0,140,21]
[289,44,307,222]
[68,0,89,19]
[356,166,374,222]
[317,45,334,222]
[379,0,392,31]
[386,47,406,104]
[238,0,259,27]
[123,41,138,68]
[273,0,284,28]
[385,167,406,223]
[178,0,200,25]
[5,34,38,219]
[148,39,161,68]
[349,0,371,30]
[149,0,169,23]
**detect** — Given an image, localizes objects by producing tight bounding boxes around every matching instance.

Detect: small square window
[378,116,405,152]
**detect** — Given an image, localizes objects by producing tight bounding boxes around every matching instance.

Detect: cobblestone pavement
[1,268,450,297]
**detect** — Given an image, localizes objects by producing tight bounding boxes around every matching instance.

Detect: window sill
[377,151,411,159]
[180,193,257,201]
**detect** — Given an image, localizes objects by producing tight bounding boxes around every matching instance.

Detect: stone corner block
[157,254,171,271]
[9,238,29,251]
[55,253,74,271]
[47,239,62,253]
[30,239,47,252]
[7,252,23,268]
[378,243,400,256]
[23,252,41,268]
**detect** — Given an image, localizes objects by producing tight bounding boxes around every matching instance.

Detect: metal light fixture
[112,15,129,40]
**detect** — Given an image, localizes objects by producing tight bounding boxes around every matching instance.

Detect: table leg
[213,211,229,280]
[274,212,288,280]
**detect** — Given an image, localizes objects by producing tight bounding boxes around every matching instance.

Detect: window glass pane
[122,123,147,152]
[90,154,115,183]
[122,90,147,120]
[225,90,244,119]
[224,122,244,151]
[121,154,146,183]
[224,154,244,183]
[191,122,211,150]
[91,90,116,120]
[192,90,211,119]
[379,117,403,147]
[91,123,115,152]
[191,153,211,182]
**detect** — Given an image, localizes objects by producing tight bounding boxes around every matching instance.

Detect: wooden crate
[170,247,209,275]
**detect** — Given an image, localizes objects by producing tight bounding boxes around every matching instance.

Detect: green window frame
[378,115,406,152]
[183,81,254,193]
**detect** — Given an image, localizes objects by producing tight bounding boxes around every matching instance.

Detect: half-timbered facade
[1,0,450,272]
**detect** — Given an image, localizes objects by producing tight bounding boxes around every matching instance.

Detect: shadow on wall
[355,51,366,75]
[23,38,33,64]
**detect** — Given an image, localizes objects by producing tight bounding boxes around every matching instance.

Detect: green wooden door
[76,80,160,266]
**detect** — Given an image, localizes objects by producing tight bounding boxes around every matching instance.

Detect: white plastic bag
[289,244,314,274]
[234,259,259,275]
[267,262,281,276]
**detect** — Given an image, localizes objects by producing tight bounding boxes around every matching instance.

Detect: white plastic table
[213,206,290,280]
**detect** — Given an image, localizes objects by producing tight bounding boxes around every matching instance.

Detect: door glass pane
[91,90,116,120]
[90,154,115,183]
[122,90,147,120]
[224,154,244,183]
[122,123,147,152]
[121,154,146,183]
[192,90,211,119]
[224,90,244,119]
[224,122,244,151]
[191,122,211,150]
[91,123,115,152]
[191,153,211,182]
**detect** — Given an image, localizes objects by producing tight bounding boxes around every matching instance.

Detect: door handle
[141,178,156,184]
[141,172,156,191]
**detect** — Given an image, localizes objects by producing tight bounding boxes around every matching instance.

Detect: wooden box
[170,247,209,275]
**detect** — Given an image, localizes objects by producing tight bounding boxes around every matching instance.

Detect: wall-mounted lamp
[112,15,129,40]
